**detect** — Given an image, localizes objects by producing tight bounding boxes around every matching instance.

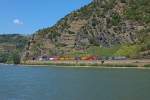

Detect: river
[0,64,150,100]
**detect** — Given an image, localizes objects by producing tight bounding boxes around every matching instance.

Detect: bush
[0,53,9,63]
[125,0,150,23]
[111,13,121,26]
[12,51,21,64]
[114,45,140,57]
[144,64,150,67]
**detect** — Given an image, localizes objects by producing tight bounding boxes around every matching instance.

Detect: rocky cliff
[24,0,150,60]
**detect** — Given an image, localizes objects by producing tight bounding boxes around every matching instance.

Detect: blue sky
[0,0,92,34]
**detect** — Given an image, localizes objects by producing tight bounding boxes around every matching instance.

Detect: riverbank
[21,59,150,68]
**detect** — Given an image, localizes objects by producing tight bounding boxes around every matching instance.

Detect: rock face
[23,0,150,60]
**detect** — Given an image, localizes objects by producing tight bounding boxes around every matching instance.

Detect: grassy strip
[144,64,150,67]
[22,61,138,67]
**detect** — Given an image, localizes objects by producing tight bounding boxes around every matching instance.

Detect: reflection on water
[0,64,150,100]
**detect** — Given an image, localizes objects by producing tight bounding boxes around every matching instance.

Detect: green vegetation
[0,52,9,63]
[70,44,145,58]
[87,46,120,56]
[144,64,150,67]
[78,3,94,19]
[71,44,149,58]
[111,13,121,26]
[0,34,28,64]
[68,45,124,57]
[69,50,88,57]
[0,34,28,46]
[30,42,44,56]
[114,45,141,57]
[102,0,117,10]
[48,32,61,41]
[22,61,138,67]
[0,51,21,64]
[12,51,21,64]
[68,46,120,57]
[125,0,150,23]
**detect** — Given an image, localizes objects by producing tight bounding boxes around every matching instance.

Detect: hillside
[0,34,29,63]
[0,34,28,52]
[24,0,150,60]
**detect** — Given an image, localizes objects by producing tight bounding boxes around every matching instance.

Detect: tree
[0,52,8,63]
[12,51,21,64]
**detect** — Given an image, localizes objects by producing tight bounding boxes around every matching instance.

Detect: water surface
[0,64,150,100]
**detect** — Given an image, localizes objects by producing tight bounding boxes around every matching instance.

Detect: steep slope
[24,0,150,60]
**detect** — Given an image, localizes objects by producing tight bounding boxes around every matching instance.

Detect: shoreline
[21,64,150,70]
[21,59,150,69]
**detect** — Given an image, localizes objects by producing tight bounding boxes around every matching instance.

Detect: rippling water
[0,64,150,100]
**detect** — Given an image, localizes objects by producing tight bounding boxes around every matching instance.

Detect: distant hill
[0,34,29,52]
[24,0,150,60]
[0,34,29,63]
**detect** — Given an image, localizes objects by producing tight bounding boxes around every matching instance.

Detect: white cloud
[13,19,23,25]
